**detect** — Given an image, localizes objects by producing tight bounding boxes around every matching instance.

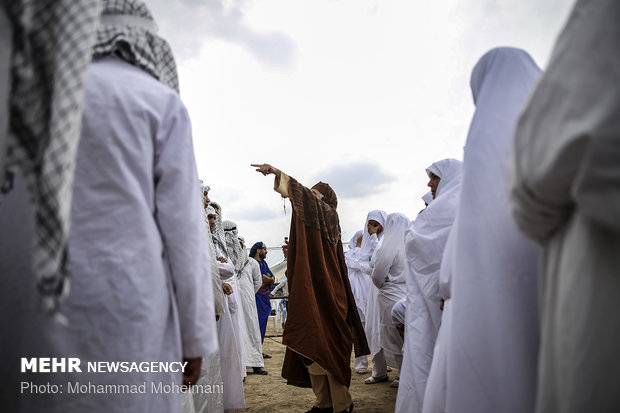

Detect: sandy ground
[236,321,398,413]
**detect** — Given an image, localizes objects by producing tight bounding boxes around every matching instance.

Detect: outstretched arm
[252,163,281,178]
[252,163,290,198]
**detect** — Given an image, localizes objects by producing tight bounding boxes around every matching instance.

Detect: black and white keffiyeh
[206,204,229,259]
[93,0,179,92]
[223,219,249,276]
[1,0,100,314]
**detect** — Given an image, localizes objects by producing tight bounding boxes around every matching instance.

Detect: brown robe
[275,173,369,388]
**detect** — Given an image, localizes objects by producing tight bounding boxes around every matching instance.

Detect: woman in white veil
[371,212,409,387]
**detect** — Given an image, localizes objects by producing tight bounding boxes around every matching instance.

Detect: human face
[208,214,216,231]
[259,247,267,260]
[203,191,210,208]
[367,219,383,235]
[427,172,441,199]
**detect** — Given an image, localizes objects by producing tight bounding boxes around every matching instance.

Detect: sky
[146,0,576,252]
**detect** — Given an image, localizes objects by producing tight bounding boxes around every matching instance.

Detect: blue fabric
[255,292,271,342]
[256,259,274,295]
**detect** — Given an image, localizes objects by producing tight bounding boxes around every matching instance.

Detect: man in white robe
[1,2,217,412]
[223,220,267,375]
[207,206,246,411]
[395,158,461,413]
[509,2,620,411]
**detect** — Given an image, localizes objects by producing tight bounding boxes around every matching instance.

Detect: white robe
[371,213,409,369]
[238,257,264,368]
[0,58,217,413]
[441,48,542,413]
[215,252,246,411]
[345,246,371,323]
[510,2,620,411]
[396,159,461,413]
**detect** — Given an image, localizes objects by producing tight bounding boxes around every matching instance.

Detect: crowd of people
[1,0,619,413]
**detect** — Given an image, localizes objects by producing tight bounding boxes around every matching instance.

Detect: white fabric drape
[360,210,388,359]
[345,229,370,323]
[238,258,264,368]
[440,47,542,413]
[509,2,620,411]
[396,158,461,413]
[0,58,217,413]
[371,212,409,369]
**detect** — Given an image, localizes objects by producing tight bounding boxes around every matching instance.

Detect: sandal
[390,379,399,388]
[364,375,389,384]
[355,368,368,374]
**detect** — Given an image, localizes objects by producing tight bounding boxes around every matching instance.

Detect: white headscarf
[359,209,388,261]
[371,212,410,291]
[396,158,461,413]
[425,158,462,199]
[444,47,542,413]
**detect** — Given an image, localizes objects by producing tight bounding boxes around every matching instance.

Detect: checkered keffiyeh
[94,0,179,92]
[223,220,249,276]
[1,0,100,314]
[207,204,229,259]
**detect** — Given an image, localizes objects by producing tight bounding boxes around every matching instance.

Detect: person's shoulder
[88,57,181,104]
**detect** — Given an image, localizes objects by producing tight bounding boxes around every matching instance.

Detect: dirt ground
[236,322,398,413]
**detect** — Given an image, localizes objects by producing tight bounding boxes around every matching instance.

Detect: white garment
[345,241,370,323]
[238,258,264,368]
[391,297,406,328]
[422,224,456,413]
[360,210,388,359]
[441,48,542,413]
[2,58,217,413]
[215,252,246,410]
[217,291,246,411]
[510,3,620,411]
[396,159,461,413]
[371,212,409,369]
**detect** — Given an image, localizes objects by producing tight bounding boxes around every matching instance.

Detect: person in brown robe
[252,163,369,413]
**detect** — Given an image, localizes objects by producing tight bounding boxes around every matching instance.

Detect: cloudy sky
[146,0,575,253]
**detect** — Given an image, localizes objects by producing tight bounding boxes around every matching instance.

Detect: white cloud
[314,161,397,199]
[143,0,577,249]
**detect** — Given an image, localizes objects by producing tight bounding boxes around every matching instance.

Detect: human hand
[251,163,279,176]
[222,283,233,295]
[182,357,201,386]
[217,256,228,263]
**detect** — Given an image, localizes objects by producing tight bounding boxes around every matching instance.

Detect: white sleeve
[153,98,216,357]
[251,260,262,293]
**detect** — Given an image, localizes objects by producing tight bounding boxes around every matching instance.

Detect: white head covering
[444,46,542,413]
[396,159,462,413]
[347,229,364,250]
[359,209,388,260]
[425,158,462,199]
[371,212,411,290]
